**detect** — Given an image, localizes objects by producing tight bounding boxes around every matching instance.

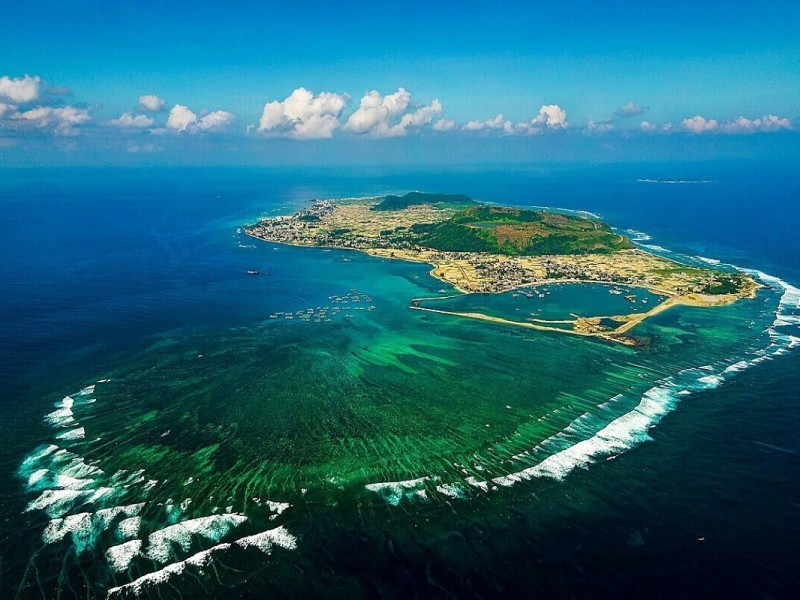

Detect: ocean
[1,164,798,598]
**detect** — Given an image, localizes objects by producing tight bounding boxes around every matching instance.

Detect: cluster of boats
[511,288,551,299]
[268,289,376,323]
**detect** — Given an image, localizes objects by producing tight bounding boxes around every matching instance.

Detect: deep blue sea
[1,164,798,598]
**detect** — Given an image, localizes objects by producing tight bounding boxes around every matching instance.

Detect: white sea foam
[493,383,679,483]
[465,477,489,492]
[42,503,145,552]
[107,540,142,572]
[26,489,92,518]
[723,361,750,374]
[698,374,724,386]
[265,500,290,520]
[95,504,144,529]
[19,444,59,475]
[435,483,465,499]
[44,407,75,427]
[42,512,93,545]
[52,473,94,490]
[57,427,85,441]
[117,516,142,539]
[365,476,432,506]
[145,514,247,563]
[107,543,231,597]
[60,456,104,480]
[235,525,297,553]
[27,469,49,488]
[696,256,721,265]
[640,243,670,253]
[626,229,652,242]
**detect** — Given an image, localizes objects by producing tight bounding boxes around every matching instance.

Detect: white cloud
[166,104,197,131]
[126,142,161,154]
[138,95,166,112]
[342,88,410,136]
[463,113,514,133]
[257,87,347,139]
[12,105,91,135]
[162,105,235,133]
[110,111,154,128]
[682,115,718,133]
[586,120,614,135]
[0,103,12,118]
[531,104,568,129]
[385,99,442,137]
[463,106,568,136]
[0,75,40,104]
[640,120,657,132]
[340,88,442,137]
[432,118,456,131]
[720,114,792,133]
[463,120,485,131]
[615,101,644,117]
[196,110,235,131]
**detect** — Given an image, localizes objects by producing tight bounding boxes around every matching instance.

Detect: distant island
[245,192,758,345]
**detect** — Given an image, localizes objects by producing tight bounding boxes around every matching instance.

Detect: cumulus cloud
[138,94,166,112]
[342,88,409,136]
[681,115,719,133]
[432,118,456,131]
[257,87,347,139]
[585,119,614,135]
[166,104,197,131]
[11,105,91,135]
[388,99,442,137]
[341,88,442,137]
[462,105,569,136]
[721,114,792,133]
[0,75,40,104]
[110,111,154,128]
[196,110,235,131]
[615,101,644,117]
[158,104,235,133]
[644,114,796,134]
[462,113,514,133]
[531,104,568,129]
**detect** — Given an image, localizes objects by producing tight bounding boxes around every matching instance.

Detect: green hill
[416,206,634,255]
[371,192,477,212]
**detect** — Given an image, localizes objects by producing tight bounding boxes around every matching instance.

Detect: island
[245,192,759,346]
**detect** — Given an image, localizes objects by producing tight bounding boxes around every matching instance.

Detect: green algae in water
[12,251,797,599]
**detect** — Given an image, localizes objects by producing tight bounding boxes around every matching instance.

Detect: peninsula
[245,193,758,345]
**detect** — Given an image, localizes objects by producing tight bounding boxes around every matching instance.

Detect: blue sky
[1,0,799,166]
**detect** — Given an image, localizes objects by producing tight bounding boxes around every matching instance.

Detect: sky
[1,0,799,167]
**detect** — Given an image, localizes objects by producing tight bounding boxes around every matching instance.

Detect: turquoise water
[1,166,799,598]
[416,282,663,323]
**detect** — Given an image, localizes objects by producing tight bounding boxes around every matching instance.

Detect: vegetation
[415,206,634,255]
[371,192,477,212]
[702,274,748,295]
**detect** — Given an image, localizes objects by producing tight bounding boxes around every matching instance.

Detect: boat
[246,269,259,275]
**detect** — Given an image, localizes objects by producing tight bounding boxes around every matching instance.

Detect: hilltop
[411,205,634,255]
[371,192,477,212]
